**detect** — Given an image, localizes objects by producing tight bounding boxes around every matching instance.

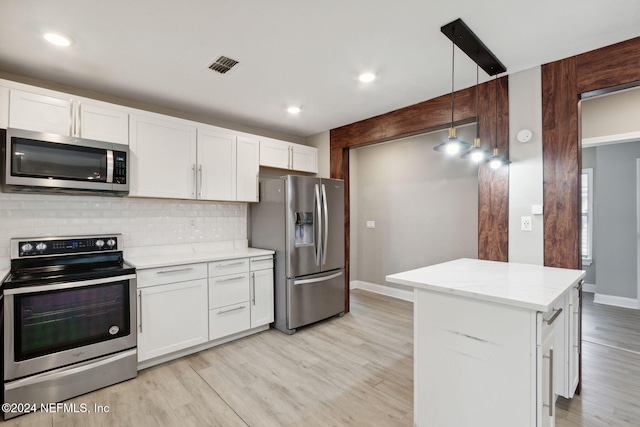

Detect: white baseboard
[593,293,639,310]
[350,280,414,302]
[582,283,596,293]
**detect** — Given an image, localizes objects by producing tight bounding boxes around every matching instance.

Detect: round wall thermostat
[516,129,533,143]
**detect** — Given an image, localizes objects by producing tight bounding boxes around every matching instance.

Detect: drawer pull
[215,275,246,283]
[575,280,584,291]
[545,308,563,325]
[215,261,245,267]
[156,267,194,275]
[218,305,246,315]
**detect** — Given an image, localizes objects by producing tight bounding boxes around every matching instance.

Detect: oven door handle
[3,274,137,295]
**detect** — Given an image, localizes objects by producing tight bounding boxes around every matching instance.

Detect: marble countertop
[125,243,274,270]
[386,258,585,312]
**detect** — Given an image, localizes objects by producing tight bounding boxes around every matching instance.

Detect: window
[581,168,593,264]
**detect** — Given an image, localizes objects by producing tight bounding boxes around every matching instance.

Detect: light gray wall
[582,87,640,139]
[581,147,597,284]
[508,67,544,265]
[593,141,640,299]
[350,126,479,290]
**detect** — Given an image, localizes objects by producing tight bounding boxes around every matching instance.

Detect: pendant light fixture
[487,74,510,169]
[433,40,471,156]
[461,63,491,162]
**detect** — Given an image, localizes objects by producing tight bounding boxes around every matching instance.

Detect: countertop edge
[126,248,275,270]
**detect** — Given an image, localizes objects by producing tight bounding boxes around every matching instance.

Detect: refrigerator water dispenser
[294,212,314,246]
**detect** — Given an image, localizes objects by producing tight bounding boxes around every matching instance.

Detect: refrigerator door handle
[321,183,329,265]
[293,271,343,285]
[315,183,322,266]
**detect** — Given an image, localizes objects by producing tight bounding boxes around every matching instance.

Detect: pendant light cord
[476,63,480,138]
[451,41,455,126]
[494,74,498,150]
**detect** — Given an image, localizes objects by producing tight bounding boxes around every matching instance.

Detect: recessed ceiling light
[43,32,73,47]
[358,72,376,83]
[287,106,301,114]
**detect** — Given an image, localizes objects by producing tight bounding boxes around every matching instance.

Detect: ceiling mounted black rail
[441,18,506,76]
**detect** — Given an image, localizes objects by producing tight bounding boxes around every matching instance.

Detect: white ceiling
[1,1,639,138]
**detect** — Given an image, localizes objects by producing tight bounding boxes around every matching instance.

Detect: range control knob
[36,242,47,251]
[106,239,116,247]
[20,243,33,253]
[95,239,105,248]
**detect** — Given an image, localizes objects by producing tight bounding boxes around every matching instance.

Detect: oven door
[3,274,136,381]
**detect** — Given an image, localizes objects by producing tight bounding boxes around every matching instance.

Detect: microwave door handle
[106,150,114,183]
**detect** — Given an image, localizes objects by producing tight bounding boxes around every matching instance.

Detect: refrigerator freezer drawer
[287,269,345,330]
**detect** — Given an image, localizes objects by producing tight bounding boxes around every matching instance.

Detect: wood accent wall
[542,37,640,269]
[331,77,510,311]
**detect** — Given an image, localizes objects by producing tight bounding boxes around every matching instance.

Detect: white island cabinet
[386,258,585,427]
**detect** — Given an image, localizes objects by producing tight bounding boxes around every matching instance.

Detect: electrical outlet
[521,216,532,231]
[366,221,376,229]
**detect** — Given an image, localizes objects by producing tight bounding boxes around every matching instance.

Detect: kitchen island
[386,258,585,427]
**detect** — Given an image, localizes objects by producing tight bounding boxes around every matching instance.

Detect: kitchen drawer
[209,273,250,309]
[209,303,250,340]
[250,256,273,271]
[137,263,207,288]
[208,258,250,277]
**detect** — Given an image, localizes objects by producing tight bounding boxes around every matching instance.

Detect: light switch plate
[521,216,532,231]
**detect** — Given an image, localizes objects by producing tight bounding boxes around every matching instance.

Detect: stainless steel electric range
[1,234,137,419]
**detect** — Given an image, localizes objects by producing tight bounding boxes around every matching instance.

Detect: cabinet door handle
[156,267,194,274]
[76,102,81,136]
[252,272,256,305]
[192,164,197,198]
[288,146,293,169]
[545,308,563,325]
[138,290,143,333]
[218,305,246,315]
[70,101,75,136]
[198,164,203,198]
[543,349,554,417]
[215,275,246,283]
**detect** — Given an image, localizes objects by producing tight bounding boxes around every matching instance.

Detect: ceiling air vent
[208,55,239,74]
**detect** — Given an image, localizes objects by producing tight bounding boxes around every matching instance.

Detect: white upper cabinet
[129,113,197,199]
[0,86,10,129]
[260,138,291,170]
[77,102,129,144]
[259,138,318,173]
[291,143,318,173]
[7,88,129,144]
[197,127,237,201]
[9,90,72,135]
[236,136,259,202]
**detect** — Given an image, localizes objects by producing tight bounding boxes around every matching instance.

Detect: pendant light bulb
[471,150,485,162]
[446,142,461,155]
[489,157,503,169]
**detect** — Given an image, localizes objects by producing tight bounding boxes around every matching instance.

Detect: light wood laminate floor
[3,290,639,426]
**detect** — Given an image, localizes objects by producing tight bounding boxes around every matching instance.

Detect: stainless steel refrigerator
[250,175,345,334]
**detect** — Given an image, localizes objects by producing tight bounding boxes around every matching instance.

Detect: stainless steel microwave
[1,128,129,196]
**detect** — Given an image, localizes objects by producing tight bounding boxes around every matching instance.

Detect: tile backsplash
[0,192,247,269]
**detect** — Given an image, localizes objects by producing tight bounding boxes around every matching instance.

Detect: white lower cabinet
[567,285,581,397]
[538,310,556,427]
[137,264,209,362]
[135,255,273,366]
[250,258,275,327]
[208,255,274,340]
